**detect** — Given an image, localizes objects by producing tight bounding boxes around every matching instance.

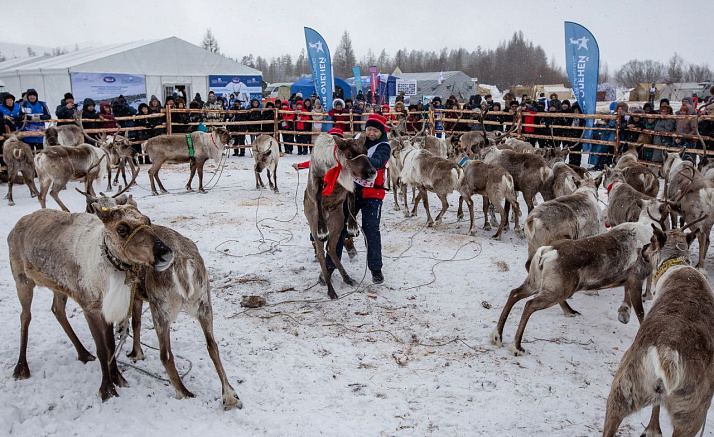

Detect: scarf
[322,145,341,196]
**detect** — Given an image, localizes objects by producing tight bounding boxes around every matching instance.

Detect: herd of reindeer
[3,111,714,436]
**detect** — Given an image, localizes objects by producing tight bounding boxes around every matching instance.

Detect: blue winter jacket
[22,100,50,144]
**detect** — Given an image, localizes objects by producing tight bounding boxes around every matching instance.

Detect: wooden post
[273,106,279,142]
[349,111,354,135]
[429,107,435,136]
[516,109,523,139]
[166,105,172,135]
[614,114,621,157]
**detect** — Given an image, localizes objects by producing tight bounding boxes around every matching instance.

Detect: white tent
[0,37,261,109]
[395,71,478,102]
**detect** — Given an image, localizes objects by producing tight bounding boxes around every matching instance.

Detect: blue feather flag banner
[564,21,599,141]
[304,27,334,111]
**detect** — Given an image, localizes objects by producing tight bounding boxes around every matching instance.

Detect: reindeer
[73,191,241,409]
[697,151,714,182]
[614,148,659,197]
[602,218,713,437]
[34,143,109,211]
[143,127,233,195]
[7,202,174,401]
[481,146,553,216]
[43,110,97,148]
[2,135,39,205]
[304,133,376,299]
[388,138,408,210]
[455,157,521,239]
[491,199,667,356]
[524,177,604,270]
[252,134,279,193]
[399,143,464,226]
[661,148,714,268]
[499,137,536,154]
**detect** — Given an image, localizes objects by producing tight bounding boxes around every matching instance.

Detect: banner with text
[564,21,599,141]
[396,79,417,96]
[304,27,334,111]
[71,72,146,109]
[209,75,262,108]
[352,66,363,94]
[369,66,378,104]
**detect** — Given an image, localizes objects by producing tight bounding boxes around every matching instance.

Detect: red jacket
[523,109,536,133]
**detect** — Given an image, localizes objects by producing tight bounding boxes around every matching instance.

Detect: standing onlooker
[99,102,117,132]
[247,98,262,144]
[279,101,295,154]
[548,93,561,111]
[355,90,365,102]
[193,93,204,108]
[20,89,50,150]
[55,92,78,126]
[431,97,444,137]
[112,95,137,138]
[568,102,585,166]
[329,98,349,132]
[311,98,326,142]
[652,104,675,162]
[553,99,572,148]
[173,98,189,134]
[262,101,276,134]
[468,93,482,109]
[148,95,162,113]
[134,103,153,164]
[648,83,656,106]
[675,103,697,161]
[80,98,100,142]
[295,100,311,155]
[203,92,223,128]
[229,98,246,156]
[1,92,24,134]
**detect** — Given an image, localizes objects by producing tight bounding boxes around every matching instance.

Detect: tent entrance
[163,84,191,103]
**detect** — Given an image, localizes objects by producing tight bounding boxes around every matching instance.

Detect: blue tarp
[346,74,398,103]
[291,76,352,100]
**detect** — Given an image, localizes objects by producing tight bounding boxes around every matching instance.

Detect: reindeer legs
[50,182,71,212]
[266,169,275,191]
[314,179,329,241]
[12,272,35,380]
[197,159,207,193]
[51,292,96,363]
[346,192,359,237]
[254,169,265,189]
[490,283,534,348]
[149,159,169,195]
[641,405,662,437]
[197,301,242,410]
[433,193,450,226]
[127,299,145,361]
[152,307,195,399]
[83,311,119,401]
[187,160,197,191]
[420,189,435,227]
[510,294,559,356]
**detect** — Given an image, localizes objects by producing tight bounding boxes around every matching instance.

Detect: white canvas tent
[395,71,478,102]
[0,37,261,109]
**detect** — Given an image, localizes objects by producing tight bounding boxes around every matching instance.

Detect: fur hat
[365,113,388,134]
[332,98,345,108]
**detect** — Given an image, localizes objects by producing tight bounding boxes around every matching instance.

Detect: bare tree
[333,31,357,77]
[599,62,611,84]
[665,53,685,84]
[51,47,68,57]
[27,47,36,57]
[201,28,220,54]
[616,60,665,88]
[685,64,714,82]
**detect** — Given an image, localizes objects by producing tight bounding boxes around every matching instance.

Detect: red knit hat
[327,127,344,138]
[365,113,388,133]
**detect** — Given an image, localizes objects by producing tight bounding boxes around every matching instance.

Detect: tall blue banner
[565,22,599,142]
[352,66,363,94]
[304,27,334,111]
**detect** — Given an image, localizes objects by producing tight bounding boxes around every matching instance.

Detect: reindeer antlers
[680,214,709,232]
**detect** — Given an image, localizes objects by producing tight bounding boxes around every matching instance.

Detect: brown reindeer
[2,135,39,205]
[455,157,521,239]
[143,127,233,194]
[602,219,712,437]
[615,148,659,197]
[491,199,666,355]
[8,203,174,401]
[304,133,376,299]
[34,143,109,211]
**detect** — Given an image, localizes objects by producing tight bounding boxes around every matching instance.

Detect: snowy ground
[0,152,712,437]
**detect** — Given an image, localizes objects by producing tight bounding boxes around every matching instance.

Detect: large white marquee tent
[0,37,261,109]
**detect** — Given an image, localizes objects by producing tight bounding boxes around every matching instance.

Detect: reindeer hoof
[8,200,15,206]
[186,186,194,192]
[393,205,400,211]
[223,393,243,410]
[328,289,338,300]
[161,189,168,194]
[273,188,279,194]
[199,189,207,194]
[78,352,96,364]
[127,348,145,361]
[176,388,195,399]
[483,224,492,231]
[112,371,129,388]
[508,343,528,356]
[490,217,499,227]
[618,306,631,324]
[12,363,31,380]
[343,275,356,286]
[99,383,119,401]
[457,214,463,221]
[489,330,502,347]
[491,233,502,240]
[563,309,581,318]
[427,220,434,227]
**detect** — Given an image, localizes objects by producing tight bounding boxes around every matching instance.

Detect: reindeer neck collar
[653,257,689,285]
[210,132,219,149]
[102,238,133,272]
[606,180,622,196]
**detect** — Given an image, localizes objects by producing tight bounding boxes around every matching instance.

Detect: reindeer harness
[653,257,689,285]
[185,134,195,157]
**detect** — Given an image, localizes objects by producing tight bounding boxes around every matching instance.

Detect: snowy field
[0,152,712,437]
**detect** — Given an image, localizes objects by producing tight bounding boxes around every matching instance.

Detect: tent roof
[0,55,51,73]
[394,71,468,82]
[4,37,261,76]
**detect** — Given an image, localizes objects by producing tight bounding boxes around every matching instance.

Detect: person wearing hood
[279,101,295,154]
[247,98,262,144]
[172,97,190,134]
[80,98,100,143]
[567,102,585,166]
[98,102,117,131]
[351,100,364,131]
[329,98,349,132]
[19,89,50,150]
[294,99,312,155]
[325,113,391,284]
[112,94,137,138]
[1,92,23,134]
[134,103,153,163]
[148,95,162,114]
[193,93,204,108]
[261,101,275,134]
[311,99,327,141]
[229,98,247,156]
[675,103,698,161]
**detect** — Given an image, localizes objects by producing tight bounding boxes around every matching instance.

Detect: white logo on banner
[569,37,590,50]
[308,41,325,53]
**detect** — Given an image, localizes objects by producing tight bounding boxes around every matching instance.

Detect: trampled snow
[0,153,711,436]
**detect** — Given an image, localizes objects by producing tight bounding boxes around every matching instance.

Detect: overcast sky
[4,0,712,72]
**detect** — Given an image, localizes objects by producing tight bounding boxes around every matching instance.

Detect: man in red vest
[326,113,391,284]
